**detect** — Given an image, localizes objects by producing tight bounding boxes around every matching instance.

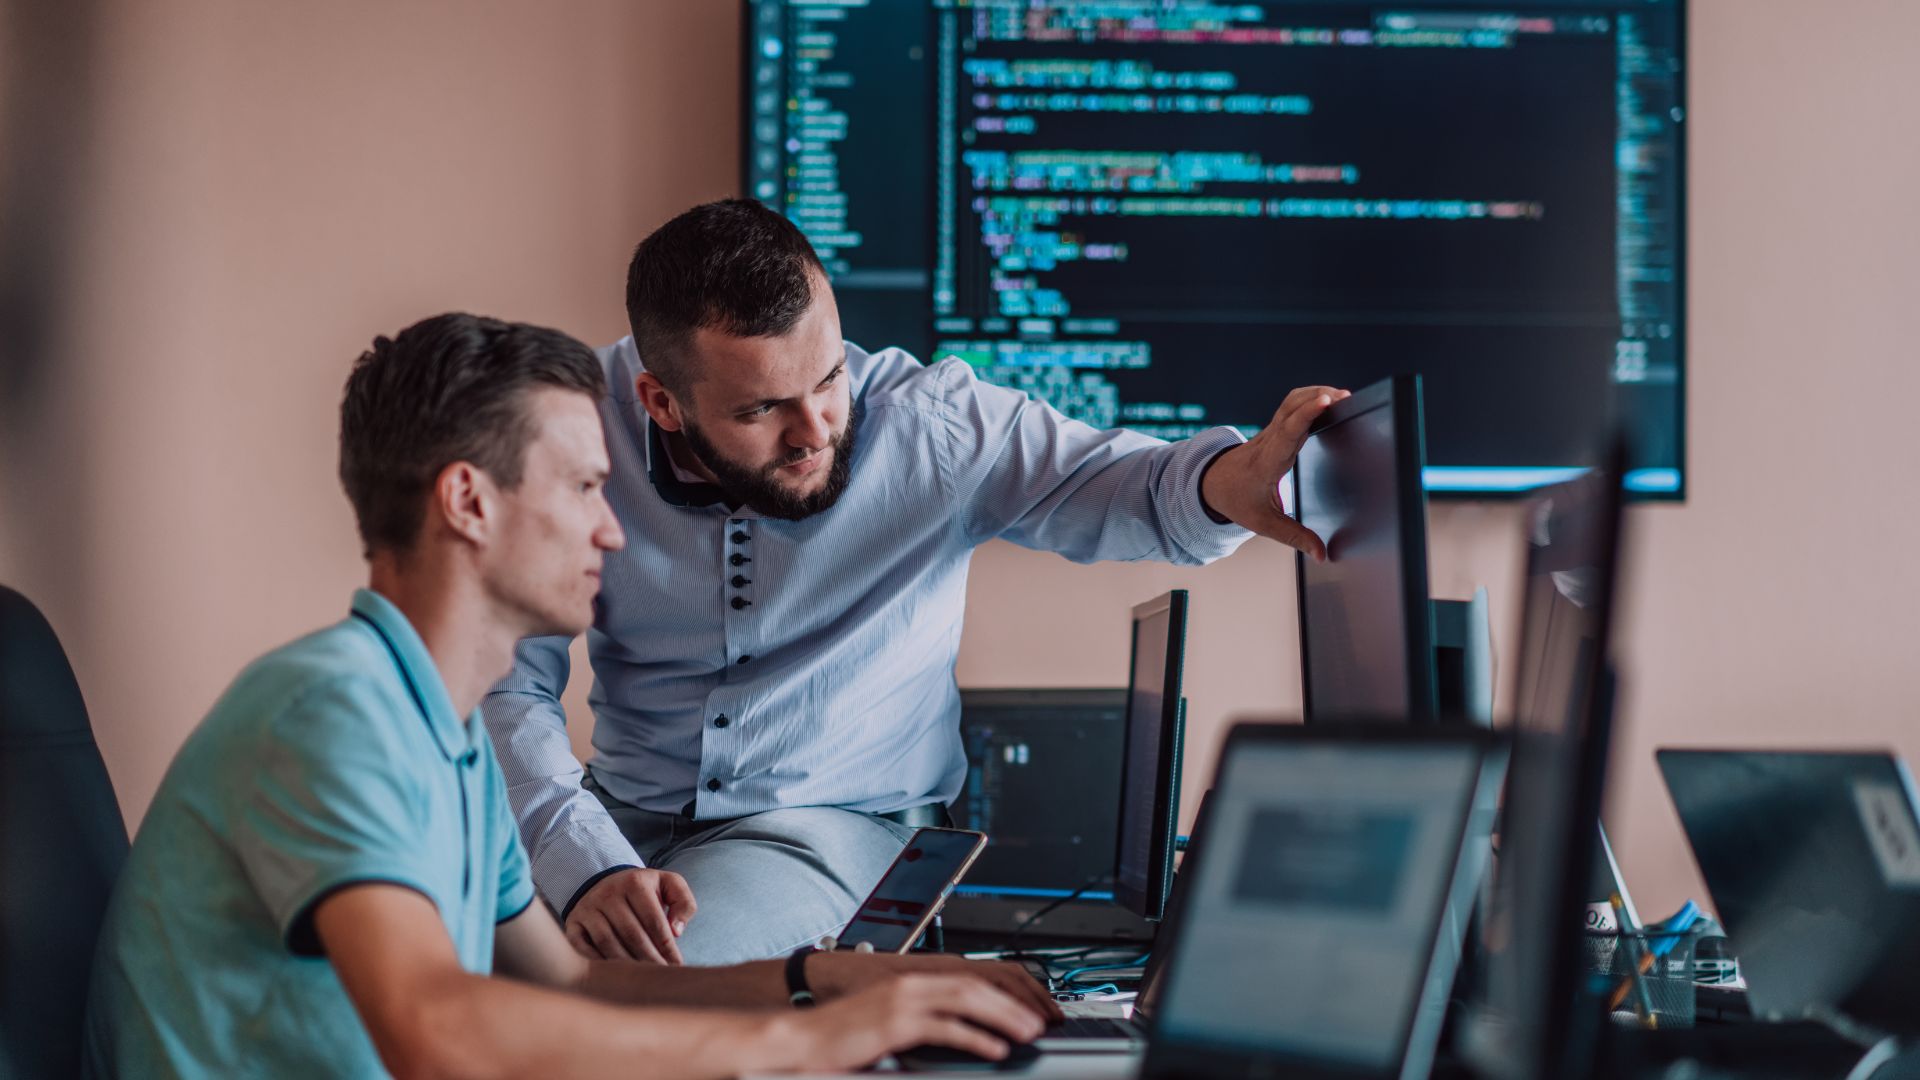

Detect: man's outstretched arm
[317,884,1050,1080]
[933,352,1348,563]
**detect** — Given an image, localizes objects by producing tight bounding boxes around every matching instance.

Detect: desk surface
[750,1049,1140,1080]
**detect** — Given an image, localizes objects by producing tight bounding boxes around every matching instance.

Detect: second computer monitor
[1293,374,1437,725]
[1116,590,1188,921]
[1465,440,1627,1080]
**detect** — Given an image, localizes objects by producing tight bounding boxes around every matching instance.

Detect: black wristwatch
[785,946,820,1008]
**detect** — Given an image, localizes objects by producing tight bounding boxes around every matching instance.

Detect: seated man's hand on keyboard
[808,951,1064,1023]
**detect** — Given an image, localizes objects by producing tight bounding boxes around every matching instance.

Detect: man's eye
[742,405,773,419]
[820,368,843,387]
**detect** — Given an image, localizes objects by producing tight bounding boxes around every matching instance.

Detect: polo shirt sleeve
[229,675,443,957]
[483,750,538,924]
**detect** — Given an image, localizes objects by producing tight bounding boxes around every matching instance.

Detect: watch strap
[785,946,819,1008]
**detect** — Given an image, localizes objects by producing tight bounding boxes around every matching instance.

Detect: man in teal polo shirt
[82,313,1055,1078]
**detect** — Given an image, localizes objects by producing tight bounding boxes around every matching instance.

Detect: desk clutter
[912,380,1920,1078]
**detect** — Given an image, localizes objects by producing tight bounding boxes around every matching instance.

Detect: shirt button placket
[708,519,753,812]
[725,520,755,648]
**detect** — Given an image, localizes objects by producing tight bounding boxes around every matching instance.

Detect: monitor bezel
[1463,435,1629,1079]
[1520,438,1628,1077]
[1115,589,1189,921]
[1293,374,1437,725]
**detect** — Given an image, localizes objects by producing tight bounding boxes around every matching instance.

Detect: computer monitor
[1115,590,1188,921]
[743,0,1689,498]
[1143,723,1505,1080]
[1294,374,1437,724]
[947,689,1125,907]
[1462,440,1627,1080]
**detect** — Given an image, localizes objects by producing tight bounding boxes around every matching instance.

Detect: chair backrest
[0,586,129,1079]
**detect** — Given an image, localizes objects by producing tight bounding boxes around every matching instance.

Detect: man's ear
[432,460,494,546]
[635,372,687,433]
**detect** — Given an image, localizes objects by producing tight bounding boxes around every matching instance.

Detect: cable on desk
[993,873,1112,957]
[1842,1036,1905,1080]
[1057,953,1151,987]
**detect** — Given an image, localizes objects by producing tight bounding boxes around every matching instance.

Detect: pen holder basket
[1584,928,1698,1029]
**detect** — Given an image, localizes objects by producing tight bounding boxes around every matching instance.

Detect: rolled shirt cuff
[1169,426,1256,560]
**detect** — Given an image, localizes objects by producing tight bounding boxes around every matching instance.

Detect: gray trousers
[585,773,915,965]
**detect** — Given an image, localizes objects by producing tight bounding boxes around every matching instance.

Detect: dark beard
[680,408,858,521]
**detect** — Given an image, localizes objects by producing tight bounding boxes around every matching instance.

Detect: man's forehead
[689,326,843,400]
[525,389,609,464]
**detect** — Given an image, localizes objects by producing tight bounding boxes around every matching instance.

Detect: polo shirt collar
[349,588,475,764]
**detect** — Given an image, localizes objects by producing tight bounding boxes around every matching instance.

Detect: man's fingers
[1273,390,1339,447]
[1271,384,1348,427]
[945,979,1046,1044]
[914,1018,1008,1060]
[1247,508,1327,560]
[579,913,635,962]
[660,872,698,932]
[983,963,1062,1020]
[564,919,603,961]
[602,899,671,964]
[632,896,686,965]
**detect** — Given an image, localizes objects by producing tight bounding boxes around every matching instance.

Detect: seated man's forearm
[322,885,799,1080]
[576,956,790,1009]
[395,970,796,1080]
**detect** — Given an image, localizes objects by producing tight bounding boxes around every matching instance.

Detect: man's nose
[789,403,832,451]
[595,497,626,551]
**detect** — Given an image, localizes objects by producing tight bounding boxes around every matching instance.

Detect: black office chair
[0,586,129,1078]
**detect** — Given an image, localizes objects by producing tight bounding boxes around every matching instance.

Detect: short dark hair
[338,312,605,557]
[624,198,826,396]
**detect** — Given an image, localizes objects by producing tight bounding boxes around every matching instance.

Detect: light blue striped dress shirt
[481,337,1253,913]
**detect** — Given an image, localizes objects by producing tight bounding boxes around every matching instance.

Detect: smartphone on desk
[835,827,988,954]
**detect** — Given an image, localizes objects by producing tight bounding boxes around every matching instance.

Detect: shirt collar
[349,588,477,764]
[644,413,735,511]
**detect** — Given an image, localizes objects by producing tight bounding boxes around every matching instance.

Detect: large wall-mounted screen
[744,0,1686,497]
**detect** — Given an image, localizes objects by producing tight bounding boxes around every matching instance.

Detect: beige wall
[4,0,1918,919]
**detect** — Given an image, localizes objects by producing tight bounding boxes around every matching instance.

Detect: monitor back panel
[1294,375,1436,725]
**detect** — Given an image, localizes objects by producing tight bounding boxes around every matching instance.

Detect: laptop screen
[1150,737,1486,1072]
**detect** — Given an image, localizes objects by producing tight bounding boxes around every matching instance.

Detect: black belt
[875,804,953,829]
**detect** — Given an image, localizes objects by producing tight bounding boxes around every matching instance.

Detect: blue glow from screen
[953,885,1118,901]
[1623,468,1681,493]
[1422,466,1681,494]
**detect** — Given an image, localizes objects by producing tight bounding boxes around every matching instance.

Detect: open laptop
[1082,723,1506,1078]
[1036,793,1214,1053]
[1659,749,1920,1036]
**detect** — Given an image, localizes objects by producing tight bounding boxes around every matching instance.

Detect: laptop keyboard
[1050,1016,1138,1039]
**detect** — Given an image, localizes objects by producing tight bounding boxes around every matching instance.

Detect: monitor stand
[1432,587,1493,726]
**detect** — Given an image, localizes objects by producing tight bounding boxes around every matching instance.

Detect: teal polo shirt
[83,589,536,1078]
